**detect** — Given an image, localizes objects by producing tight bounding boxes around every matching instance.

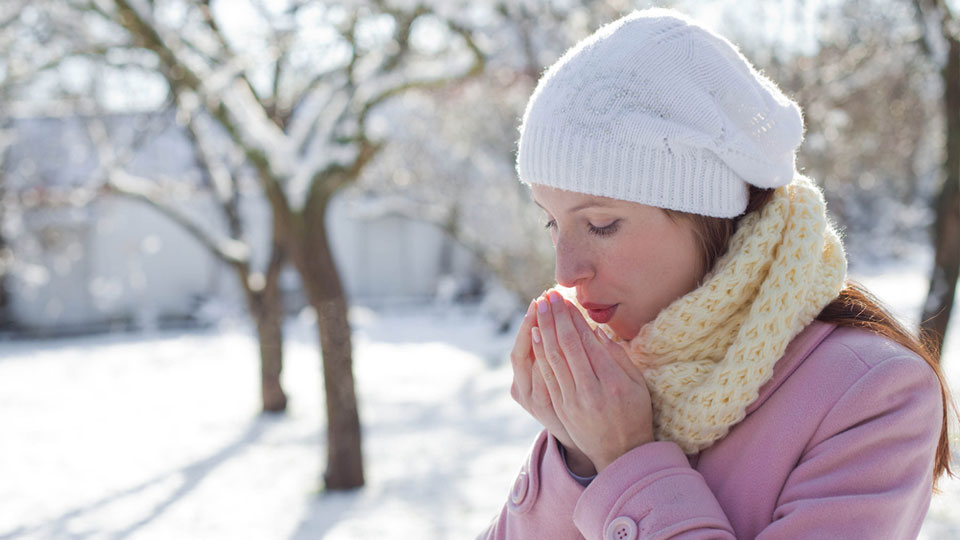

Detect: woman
[479,8,955,540]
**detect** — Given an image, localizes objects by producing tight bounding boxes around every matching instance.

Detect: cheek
[654,228,702,288]
[619,227,701,291]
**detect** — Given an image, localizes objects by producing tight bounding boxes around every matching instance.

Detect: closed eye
[589,220,620,237]
[543,219,621,237]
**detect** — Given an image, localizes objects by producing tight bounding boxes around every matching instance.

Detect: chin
[609,314,647,341]
[608,322,635,341]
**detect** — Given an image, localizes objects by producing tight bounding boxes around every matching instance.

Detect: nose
[554,235,593,287]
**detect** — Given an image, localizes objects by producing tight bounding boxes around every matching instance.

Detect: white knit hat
[516,8,805,218]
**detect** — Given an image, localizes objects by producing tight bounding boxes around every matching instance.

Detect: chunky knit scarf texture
[562,175,847,454]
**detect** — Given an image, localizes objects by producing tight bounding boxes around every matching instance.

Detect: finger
[565,300,623,382]
[595,325,647,385]
[565,299,609,377]
[531,321,564,407]
[536,292,576,399]
[550,295,599,384]
[528,348,552,408]
[509,299,538,397]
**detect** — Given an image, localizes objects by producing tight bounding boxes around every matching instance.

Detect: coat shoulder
[806,325,940,398]
[783,323,941,423]
[817,324,927,370]
[749,321,938,418]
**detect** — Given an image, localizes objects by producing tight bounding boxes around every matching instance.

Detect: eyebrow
[531,198,617,214]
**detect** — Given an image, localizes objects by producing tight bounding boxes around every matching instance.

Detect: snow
[1,268,958,539]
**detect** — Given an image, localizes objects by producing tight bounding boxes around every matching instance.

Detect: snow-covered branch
[103,170,251,267]
[84,113,250,268]
[108,0,291,180]
[177,92,239,211]
[355,17,485,131]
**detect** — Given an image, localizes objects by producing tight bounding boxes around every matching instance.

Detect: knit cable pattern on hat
[561,174,847,454]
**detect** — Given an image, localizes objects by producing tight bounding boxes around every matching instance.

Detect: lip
[581,302,618,324]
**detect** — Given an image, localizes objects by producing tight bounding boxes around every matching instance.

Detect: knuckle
[557,330,581,351]
[606,383,626,401]
[578,327,595,344]
[544,350,564,368]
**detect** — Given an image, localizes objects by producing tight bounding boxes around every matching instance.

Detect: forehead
[529,184,620,211]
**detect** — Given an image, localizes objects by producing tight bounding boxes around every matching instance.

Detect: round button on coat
[510,471,529,505]
[605,516,638,540]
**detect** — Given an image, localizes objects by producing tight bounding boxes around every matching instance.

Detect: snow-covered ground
[1,264,958,539]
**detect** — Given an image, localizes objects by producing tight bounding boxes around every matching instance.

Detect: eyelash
[544,219,621,237]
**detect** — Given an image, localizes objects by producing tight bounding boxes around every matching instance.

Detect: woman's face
[531,184,705,341]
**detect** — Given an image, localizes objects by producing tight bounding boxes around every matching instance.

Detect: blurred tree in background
[0,0,485,491]
[913,0,960,353]
[97,0,484,491]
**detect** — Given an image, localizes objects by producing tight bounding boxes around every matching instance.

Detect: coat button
[510,471,529,505]
[605,516,638,540]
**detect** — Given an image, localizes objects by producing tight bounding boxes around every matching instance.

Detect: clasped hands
[510,289,655,476]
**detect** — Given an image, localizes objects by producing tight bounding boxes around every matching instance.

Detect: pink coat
[478,321,943,540]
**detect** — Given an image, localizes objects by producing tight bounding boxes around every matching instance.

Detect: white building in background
[1,112,482,335]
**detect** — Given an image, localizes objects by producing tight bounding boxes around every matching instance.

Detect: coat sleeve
[477,429,588,540]
[756,354,941,539]
[570,353,941,540]
[572,442,737,539]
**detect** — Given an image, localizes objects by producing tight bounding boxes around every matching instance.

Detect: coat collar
[744,320,838,416]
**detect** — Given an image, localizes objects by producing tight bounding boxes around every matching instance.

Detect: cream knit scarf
[563,175,847,454]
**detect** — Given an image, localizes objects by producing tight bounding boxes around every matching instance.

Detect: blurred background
[1,0,958,538]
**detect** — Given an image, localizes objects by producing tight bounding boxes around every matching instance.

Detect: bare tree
[0,139,9,329]
[0,0,292,409]
[913,0,960,353]
[86,108,291,414]
[46,0,484,490]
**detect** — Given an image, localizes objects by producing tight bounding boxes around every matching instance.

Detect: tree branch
[107,0,293,227]
[356,17,485,132]
[102,170,251,267]
[84,109,250,268]
[177,92,245,240]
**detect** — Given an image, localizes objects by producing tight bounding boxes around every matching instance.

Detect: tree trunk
[238,240,288,413]
[314,287,363,491]
[0,170,8,329]
[292,199,364,491]
[256,246,288,412]
[922,33,960,355]
[0,236,8,329]
[255,292,287,412]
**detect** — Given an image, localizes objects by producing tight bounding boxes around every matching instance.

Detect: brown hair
[664,186,957,489]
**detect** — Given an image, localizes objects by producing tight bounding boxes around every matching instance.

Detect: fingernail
[526,299,536,317]
[596,328,608,342]
[549,291,562,304]
[531,327,542,344]
[537,297,548,313]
